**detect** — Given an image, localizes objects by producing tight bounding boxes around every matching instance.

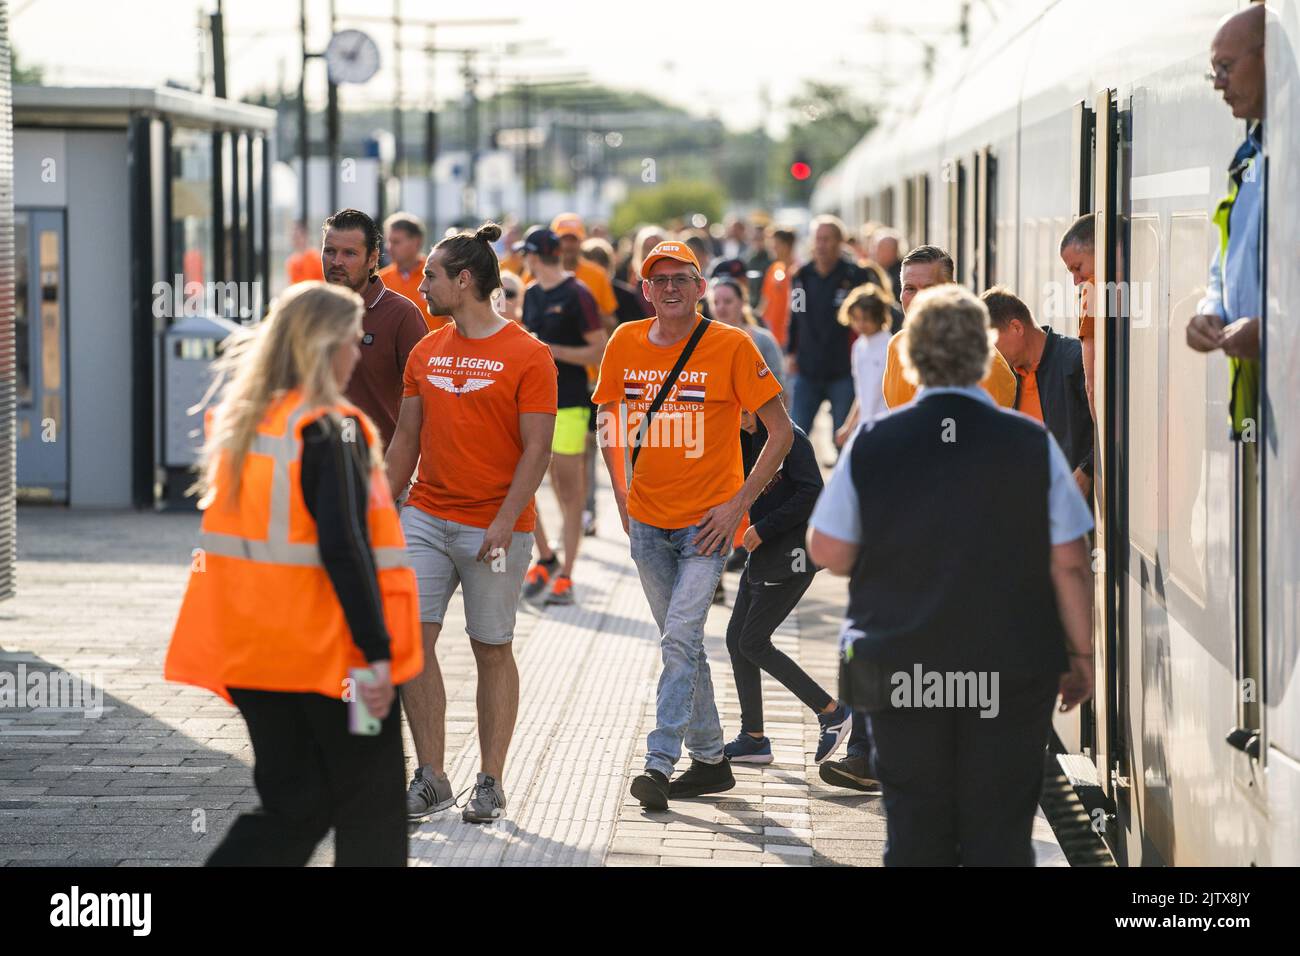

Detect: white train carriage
[814,0,1299,865]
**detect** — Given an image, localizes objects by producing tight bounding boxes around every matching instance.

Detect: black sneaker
[725,547,748,573]
[630,769,670,811]
[668,758,735,798]
[818,754,880,792]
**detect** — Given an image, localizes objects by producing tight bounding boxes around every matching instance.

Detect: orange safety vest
[164,390,422,703]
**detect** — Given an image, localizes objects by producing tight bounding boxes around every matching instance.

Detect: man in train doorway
[1185,3,1264,442]
[1058,214,1097,423]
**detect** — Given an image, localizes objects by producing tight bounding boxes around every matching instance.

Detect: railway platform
[0,457,1066,867]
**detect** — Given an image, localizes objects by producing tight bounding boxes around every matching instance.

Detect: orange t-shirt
[1016,369,1043,422]
[575,259,618,317]
[378,262,452,332]
[499,251,524,278]
[591,316,784,530]
[881,332,1018,409]
[286,251,324,285]
[402,321,558,531]
[761,261,791,348]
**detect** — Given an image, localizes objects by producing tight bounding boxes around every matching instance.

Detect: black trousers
[725,568,833,734]
[868,675,1057,866]
[207,688,407,867]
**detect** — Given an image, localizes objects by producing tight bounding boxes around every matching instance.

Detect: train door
[14,209,69,502]
[1091,87,1133,828]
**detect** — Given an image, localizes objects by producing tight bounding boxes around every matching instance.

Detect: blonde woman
[166,281,422,867]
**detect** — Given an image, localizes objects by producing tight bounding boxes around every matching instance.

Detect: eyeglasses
[1206,44,1263,83]
[646,274,701,291]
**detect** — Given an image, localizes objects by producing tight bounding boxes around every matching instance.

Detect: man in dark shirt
[785,215,873,437]
[984,287,1093,496]
[518,228,608,606]
[323,209,429,450]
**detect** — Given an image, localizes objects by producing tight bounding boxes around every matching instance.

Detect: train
[813,0,1299,865]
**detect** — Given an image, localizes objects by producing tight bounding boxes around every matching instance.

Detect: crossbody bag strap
[630,318,711,472]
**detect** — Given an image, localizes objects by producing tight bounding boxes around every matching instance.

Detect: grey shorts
[399,506,533,644]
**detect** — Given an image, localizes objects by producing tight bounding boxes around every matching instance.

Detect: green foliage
[11,47,44,86]
[610,180,724,239]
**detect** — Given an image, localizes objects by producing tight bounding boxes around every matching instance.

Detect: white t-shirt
[851,330,891,424]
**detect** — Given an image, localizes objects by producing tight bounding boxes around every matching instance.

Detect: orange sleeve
[517,347,559,415]
[591,328,627,405]
[882,334,916,408]
[732,333,784,411]
[981,350,1018,408]
[402,340,424,398]
[588,268,618,316]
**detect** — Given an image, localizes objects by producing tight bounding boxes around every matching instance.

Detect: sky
[9,0,1004,135]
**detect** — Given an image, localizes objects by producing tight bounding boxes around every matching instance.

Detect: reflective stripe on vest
[199,399,410,570]
[1213,149,1261,440]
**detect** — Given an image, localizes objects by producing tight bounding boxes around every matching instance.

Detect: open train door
[1263,0,1300,865]
[1091,86,1133,827]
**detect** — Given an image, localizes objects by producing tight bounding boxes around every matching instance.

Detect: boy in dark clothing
[722,412,854,767]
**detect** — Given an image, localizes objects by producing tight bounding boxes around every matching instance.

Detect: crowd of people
[161,4,1265,868]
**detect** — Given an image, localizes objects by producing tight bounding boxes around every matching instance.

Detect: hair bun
[474,222,502,244]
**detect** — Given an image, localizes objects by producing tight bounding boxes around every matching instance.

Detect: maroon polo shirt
[345,274,429,450]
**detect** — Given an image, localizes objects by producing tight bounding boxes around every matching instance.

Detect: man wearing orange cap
[552,213,619,537]
[593,239,793,811]
[378,212,452,332]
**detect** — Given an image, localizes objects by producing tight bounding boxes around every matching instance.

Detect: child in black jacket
[722,412,854,767]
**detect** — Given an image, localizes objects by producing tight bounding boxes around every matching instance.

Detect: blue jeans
[790,373,856,436]
[629,517,729,778]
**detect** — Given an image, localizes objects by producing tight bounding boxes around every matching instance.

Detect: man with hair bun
[386,222,558,826]
[808,284,1095,865]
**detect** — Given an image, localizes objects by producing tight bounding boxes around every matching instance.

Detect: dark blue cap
[516,227,561,257]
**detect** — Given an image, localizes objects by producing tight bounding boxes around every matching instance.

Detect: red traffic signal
[790,161,812,181]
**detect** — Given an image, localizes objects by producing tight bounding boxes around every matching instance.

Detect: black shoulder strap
[630,318,711,471]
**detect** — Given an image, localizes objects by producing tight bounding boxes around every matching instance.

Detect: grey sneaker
[406,765,454,820]
[462,772,507,824]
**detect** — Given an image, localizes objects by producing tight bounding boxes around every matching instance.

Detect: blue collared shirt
[1198,122,1264,323]
[810,385,1095,547]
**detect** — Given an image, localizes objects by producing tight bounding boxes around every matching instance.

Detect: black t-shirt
[522,275,602,408]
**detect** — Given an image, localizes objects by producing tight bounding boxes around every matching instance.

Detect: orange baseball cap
[550,213,586,240]
[640,240,701,279]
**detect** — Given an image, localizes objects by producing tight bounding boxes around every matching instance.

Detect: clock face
[325,29,380,85]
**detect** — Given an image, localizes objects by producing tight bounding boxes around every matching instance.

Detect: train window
[976,147,996,288]
[880,186,895,228]
[945,158,965,280]
[1127,213,1161,562]
[1167,213,1211,606]
[913,173,930,246]
[962,154,977,289]
[904,177,916,244]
